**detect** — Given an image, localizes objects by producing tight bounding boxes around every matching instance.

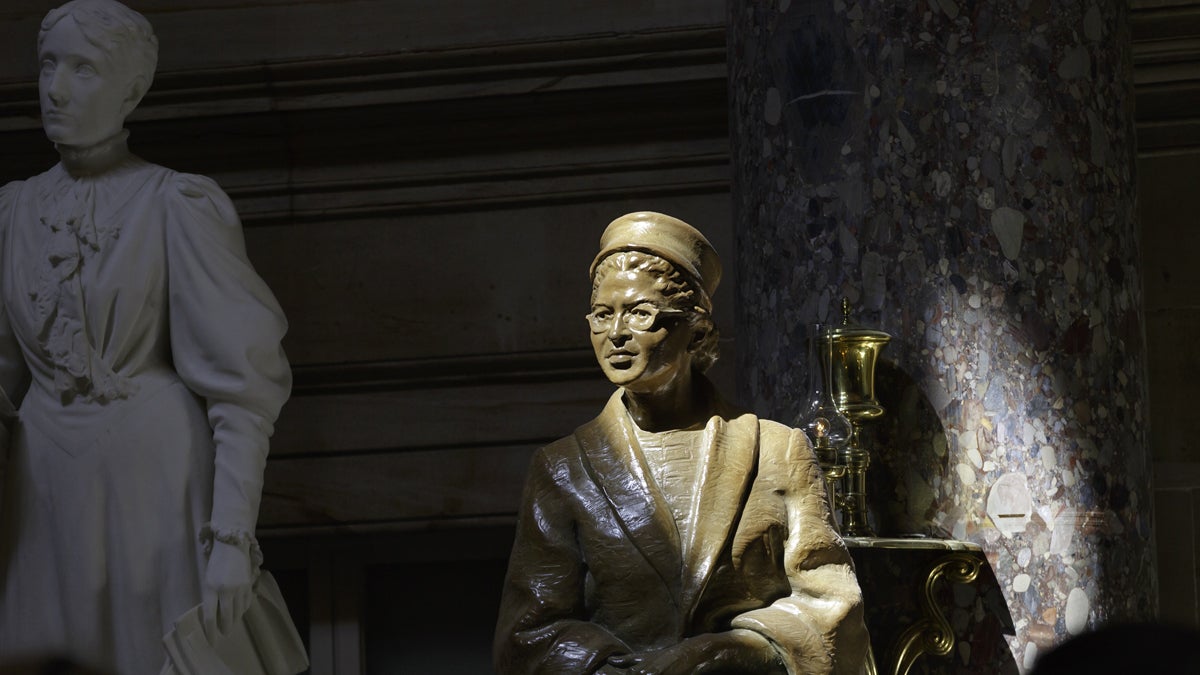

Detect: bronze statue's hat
[590,211,722,299]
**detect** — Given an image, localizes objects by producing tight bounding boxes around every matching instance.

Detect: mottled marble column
[727,0,1154,670]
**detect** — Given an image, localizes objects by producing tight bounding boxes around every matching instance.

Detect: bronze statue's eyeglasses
[586,304,687,333]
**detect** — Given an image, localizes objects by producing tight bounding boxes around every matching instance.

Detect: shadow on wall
[870,356,955,538]
[1028,622,1200,675]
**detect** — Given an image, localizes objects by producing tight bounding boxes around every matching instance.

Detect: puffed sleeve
[0,181,29,423]
[730,426,870,675]
[494,443,631,674]
[165,173,291,538]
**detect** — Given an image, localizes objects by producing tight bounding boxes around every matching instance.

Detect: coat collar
[574,379,760,622]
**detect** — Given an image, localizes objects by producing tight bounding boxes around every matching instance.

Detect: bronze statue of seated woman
[494,211,870,674]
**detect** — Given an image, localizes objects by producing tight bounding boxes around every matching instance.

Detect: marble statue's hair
[39,0,158,91]
[592,250,721,373]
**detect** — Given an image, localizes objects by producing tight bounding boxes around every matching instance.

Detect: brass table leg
[887,552,982,675]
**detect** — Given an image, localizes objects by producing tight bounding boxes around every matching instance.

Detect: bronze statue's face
[588,268,693,393]
[39,16,130,147]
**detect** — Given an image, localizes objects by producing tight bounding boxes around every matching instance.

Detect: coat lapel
[575,390,684,608]
[680,410,759,624]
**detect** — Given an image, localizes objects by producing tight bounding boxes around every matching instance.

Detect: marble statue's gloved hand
[605,630,785,675]
[202,538,255,636]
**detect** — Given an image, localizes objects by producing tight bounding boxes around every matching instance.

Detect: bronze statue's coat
[495,384,868,674]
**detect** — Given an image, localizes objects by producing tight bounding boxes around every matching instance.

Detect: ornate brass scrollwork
[888,552,982,675]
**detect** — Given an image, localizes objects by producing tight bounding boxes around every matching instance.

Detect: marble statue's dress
[494,379,869,675]
[0,133,291,675]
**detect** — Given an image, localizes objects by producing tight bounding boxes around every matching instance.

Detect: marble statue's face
[39,16,132,147]
[589,268,694,393]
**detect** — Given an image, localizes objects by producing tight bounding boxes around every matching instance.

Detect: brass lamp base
[839,419,879,537]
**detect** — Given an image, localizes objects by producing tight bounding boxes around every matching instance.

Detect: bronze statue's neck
[623,369,712,432]
[56,130,131,177]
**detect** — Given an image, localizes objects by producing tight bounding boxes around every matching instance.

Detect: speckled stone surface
[726,0,1154,669]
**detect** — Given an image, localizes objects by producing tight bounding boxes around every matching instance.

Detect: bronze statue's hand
[606,631,783,675]
[202,538,254,636]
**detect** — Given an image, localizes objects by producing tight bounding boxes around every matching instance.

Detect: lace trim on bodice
[31,131,138,403]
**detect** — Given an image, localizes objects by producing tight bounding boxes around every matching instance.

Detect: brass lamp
[827,299,890,537]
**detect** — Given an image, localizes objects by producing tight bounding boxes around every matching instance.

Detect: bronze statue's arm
[494,447,630,674]
[606,629,786,674]
[731,428,870,675]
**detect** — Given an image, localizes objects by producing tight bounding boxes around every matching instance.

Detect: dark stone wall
[728,0,1153,667]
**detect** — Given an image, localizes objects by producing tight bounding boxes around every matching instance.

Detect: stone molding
[1133,5,1200,150]
[0,27,726,130]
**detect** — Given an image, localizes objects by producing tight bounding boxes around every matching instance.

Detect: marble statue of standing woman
[0,1,305,673]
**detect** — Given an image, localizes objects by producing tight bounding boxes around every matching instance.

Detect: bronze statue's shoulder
[539,431,584,458]
[757,416,797,437]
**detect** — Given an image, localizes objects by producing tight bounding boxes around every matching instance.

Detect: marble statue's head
[587,212,722,391]
[38,0,158,147]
